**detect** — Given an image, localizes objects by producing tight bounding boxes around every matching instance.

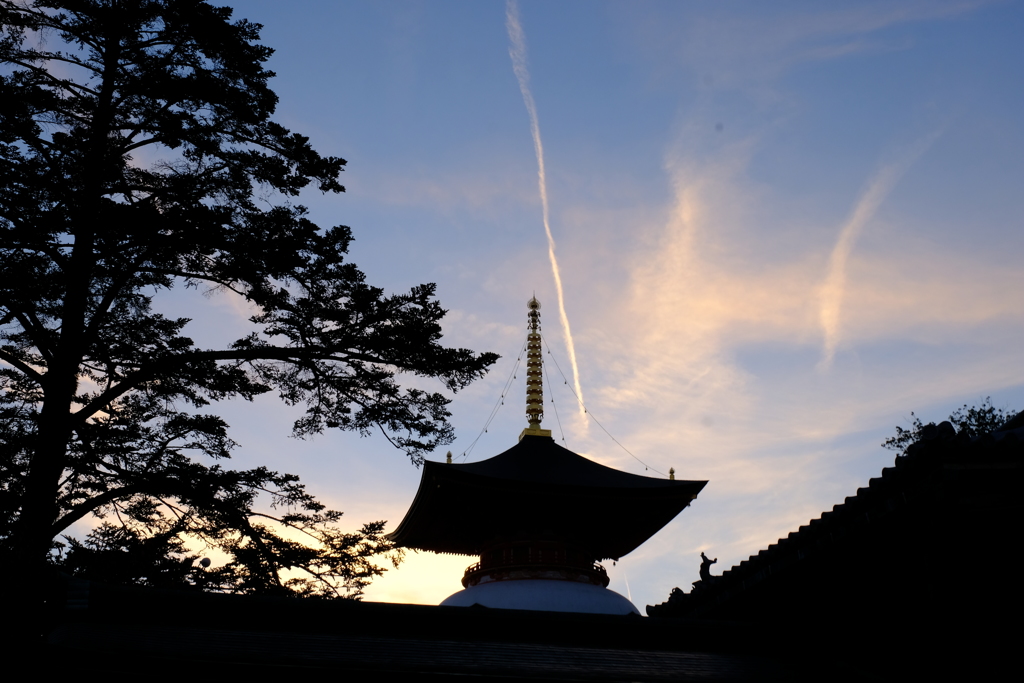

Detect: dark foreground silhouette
[648,415,1024,681]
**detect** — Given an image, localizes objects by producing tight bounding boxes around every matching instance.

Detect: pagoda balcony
[462,543,610,588]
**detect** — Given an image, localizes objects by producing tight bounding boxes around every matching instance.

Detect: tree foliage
[881,397,1015,457]
[0,0,496,597]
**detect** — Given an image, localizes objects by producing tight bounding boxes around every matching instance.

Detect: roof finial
[520,296,552,441]
[526,297,543,428]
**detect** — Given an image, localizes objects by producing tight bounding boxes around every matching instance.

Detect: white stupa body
[441,578,639,615]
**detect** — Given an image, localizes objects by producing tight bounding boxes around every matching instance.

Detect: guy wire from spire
[542,354,568,447]
[540,333,667,476]
[458,338,528,461]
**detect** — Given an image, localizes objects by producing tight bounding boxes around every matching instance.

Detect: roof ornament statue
[699,551,718,584]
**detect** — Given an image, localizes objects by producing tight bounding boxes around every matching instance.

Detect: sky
[145,0,1024,611]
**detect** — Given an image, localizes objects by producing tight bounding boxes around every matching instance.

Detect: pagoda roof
[388,435,706,560]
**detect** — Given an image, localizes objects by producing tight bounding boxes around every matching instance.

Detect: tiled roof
[42,578,790,681]
[645,419,1023,679]
[389,434,705,559]
[48,622,780,681]
[649,420,1023,620]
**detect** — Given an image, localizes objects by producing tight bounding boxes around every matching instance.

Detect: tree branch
[5,305,56,364]
[50,484,145,538]
[71,345,397,425]
[0,346,44,382]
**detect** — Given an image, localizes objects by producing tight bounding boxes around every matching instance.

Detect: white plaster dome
[440,579,639,615]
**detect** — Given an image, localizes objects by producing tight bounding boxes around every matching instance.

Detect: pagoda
[388,297,707,614]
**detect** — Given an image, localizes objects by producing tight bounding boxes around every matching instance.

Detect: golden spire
[520,296,552,441]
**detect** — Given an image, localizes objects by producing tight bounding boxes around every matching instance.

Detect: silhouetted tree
[0,0,496,597]
[882,397,1015,456]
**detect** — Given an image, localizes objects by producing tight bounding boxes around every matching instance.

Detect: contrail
[506,0,586,420]
[818,130,941,369]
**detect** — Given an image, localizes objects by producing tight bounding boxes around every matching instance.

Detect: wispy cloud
[818,129,942,368]
[505,0,586,422]
[575,138,1024,600]
[565,121,1024,488]
[627,0,993,88]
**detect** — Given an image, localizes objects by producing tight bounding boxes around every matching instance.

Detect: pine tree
[882,397,1015,456]
[0,0,496,596]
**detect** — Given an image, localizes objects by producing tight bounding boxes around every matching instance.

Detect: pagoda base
[440,579,639,615]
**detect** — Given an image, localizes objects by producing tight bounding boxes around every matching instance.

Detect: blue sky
[158,0,1024,610]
